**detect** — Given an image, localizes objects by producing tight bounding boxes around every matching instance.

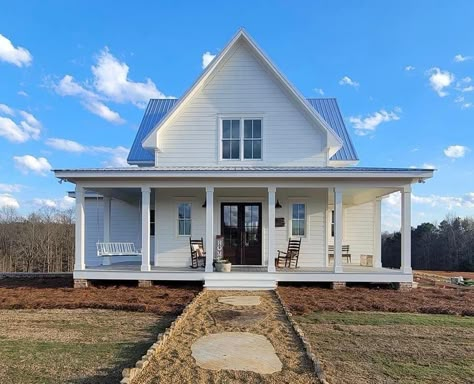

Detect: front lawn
[0,309,171,383]
[296,311,474,384]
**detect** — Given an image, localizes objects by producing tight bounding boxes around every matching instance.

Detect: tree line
[0,207,74,273]
[383,215,474,271]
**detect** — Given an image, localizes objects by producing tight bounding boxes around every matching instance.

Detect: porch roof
[54,166,434,183]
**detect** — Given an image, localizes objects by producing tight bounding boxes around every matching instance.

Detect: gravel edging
[120,290,207,384]
[274,290,329,384]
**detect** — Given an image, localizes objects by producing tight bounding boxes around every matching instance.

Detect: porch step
[204,272,277,290]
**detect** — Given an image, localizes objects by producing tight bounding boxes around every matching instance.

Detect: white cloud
[0,34,32,67]
[349,109,400,136]
[461,85,474,92]
[92,48,168,107]
[444,145,469,158]
[314,88,325,96]
[339,76,359,88]
[17,90,28,97]
[427,67,454,97]
[13,155,52,176]
[422,163,436,169]
[0,184,22,193]
[0,104,42,142]
[454,54,471,62]
[55,75,125,124]
[33,198,57,208]
[45,138,86,152]
[202,51,216,69]
[455,95,465,103]
[404,65,415,71]
[0,103,14,116]
[0,194,19,209]
[92,145,130,167]
[45,137,130,167]
[412,193,474,210]
[33,196,75,210]
[19,111,41,140]
[0,116,30,142]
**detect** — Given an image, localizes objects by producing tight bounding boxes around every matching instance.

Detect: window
[150,209,155,236]
[222,119,240,159]
[291,203,306,236]
[178,203,191,236]
[221,118,262,160]
[244,119,262,159]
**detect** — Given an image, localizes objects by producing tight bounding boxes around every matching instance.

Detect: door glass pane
[231,206,238,227]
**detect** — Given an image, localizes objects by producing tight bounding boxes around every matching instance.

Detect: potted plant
[214,259,232,272]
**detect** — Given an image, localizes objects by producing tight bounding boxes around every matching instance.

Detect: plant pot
[215,261,232,272]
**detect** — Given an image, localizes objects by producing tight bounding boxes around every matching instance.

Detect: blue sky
[0,1,473,230]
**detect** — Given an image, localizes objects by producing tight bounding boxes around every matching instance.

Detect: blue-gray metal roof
[127,98,358,164]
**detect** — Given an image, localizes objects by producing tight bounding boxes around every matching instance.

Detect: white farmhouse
[54,30,433,289]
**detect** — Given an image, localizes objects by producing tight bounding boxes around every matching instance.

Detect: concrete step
[204,272,277,290]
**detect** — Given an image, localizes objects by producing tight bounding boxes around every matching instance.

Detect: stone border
[120,290,207,384]
[274,290,330,384]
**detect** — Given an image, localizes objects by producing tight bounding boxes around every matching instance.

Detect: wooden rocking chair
[189,237,206,269]
[277,238,302,268]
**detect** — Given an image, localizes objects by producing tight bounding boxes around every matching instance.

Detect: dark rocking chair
[189,237,206,269]
[277,238,302,268]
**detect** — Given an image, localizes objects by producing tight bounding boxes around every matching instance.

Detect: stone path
[134,291,318,384]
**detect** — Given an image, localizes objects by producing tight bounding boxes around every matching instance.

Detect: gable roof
[127,98,358,165]
[141,29,343,154]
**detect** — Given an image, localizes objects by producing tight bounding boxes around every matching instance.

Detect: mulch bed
[0,276,200,315]
[278,285,474,316]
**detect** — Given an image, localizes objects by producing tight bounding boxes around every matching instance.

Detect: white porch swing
[95,195,142,261]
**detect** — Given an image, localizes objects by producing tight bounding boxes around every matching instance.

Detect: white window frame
[289,201,307,238]
[177,202,192,237]
[218,116,263,162]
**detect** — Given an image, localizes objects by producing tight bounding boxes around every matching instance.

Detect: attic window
[221,118,262,160]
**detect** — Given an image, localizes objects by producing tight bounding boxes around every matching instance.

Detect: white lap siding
[84,197,143,267]
[328,201,375,265]
[274,189,327,268]
[156,41,327,167]
[154,189,206,267]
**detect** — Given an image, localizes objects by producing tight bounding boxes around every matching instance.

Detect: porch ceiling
[328,187,400,206]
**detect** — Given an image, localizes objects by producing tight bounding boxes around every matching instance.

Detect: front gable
[140,29,343,167]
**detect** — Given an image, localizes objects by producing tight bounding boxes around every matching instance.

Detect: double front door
[221,203,262,265]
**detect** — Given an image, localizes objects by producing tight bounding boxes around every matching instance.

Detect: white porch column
[333,188,343,273]
[267,187,276,272]
[74,185,85,271]
[401,186,412,273]
[102,197,112,266]
[154,189,159,267]
[141,187,151,272]
[205,187,214,272]
[373,197,382,268]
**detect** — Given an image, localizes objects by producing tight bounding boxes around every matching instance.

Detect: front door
[221,203,262,265]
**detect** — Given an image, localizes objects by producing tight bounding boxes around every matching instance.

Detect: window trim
[218,116,264,162]
[289,201,307,238]
[177,202,192,237]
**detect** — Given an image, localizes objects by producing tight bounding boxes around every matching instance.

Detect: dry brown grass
[0,277,200,315]
[135,291,319,384]
[0,309,171,383]
[278,285,474,316]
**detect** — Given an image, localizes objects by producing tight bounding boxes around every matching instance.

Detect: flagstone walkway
[134,290,318,384]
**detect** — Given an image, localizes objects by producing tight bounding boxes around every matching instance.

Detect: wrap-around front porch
[72,180,414,289]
